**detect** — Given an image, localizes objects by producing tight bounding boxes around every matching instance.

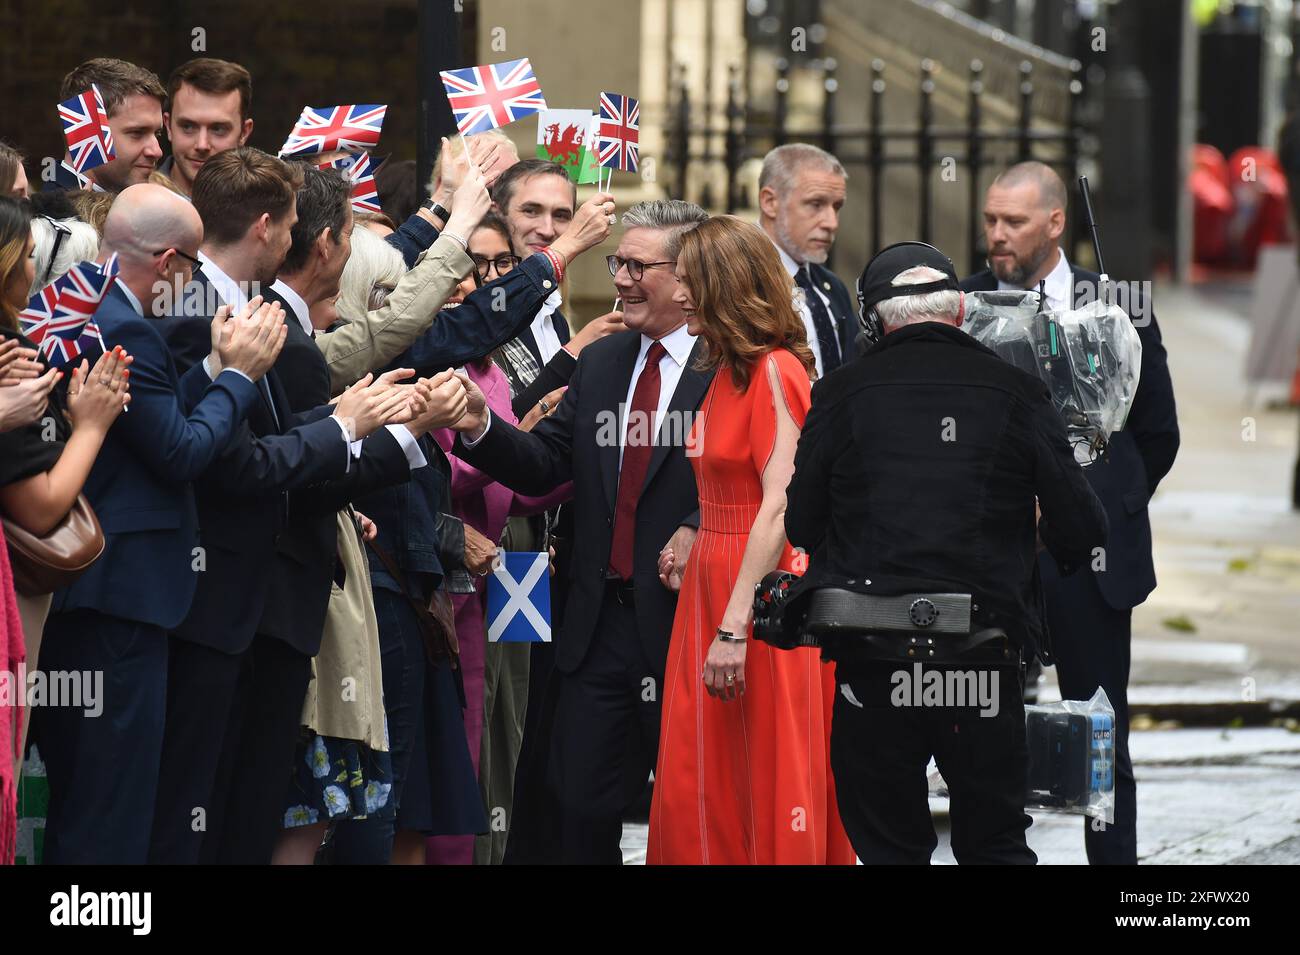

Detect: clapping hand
[0,338,44,386]
[67,346,132,432]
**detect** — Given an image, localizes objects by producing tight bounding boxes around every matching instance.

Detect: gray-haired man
[757,143,857,376]
[452,199,711,863]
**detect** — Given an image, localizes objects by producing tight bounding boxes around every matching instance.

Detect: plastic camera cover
[964,291,1142,465]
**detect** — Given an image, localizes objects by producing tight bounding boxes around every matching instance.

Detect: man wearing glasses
[490,160,626,420]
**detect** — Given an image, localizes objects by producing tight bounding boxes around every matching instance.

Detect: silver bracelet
[441,228,469,251]
[716,628,747,643]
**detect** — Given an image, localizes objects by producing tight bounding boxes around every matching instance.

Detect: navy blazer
[960,266,1180,609]
[455,332,714,676]
[808,261,861,361]
[389,253,562,379]
[51,283,261,631]
[157,269,357,653]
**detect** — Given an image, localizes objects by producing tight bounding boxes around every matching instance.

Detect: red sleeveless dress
[647,349,854,865]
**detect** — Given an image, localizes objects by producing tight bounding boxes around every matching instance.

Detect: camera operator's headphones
[856,240,964,346]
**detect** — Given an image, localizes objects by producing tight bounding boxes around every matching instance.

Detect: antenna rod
[1078,175,1108,282]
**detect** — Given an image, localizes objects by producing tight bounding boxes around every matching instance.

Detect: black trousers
[545,587,661,864]
[1041,565,1137,865]
[149,634,311,864]
[830,660,1036,865]
[34,610,167,864]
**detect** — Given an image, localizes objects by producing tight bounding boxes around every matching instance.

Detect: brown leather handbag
[4,495,106,596]
[365,537,460,667]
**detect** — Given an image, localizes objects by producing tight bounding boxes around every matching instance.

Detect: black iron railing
[665,55,1090,275]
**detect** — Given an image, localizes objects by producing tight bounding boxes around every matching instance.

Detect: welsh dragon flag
[535,108,600,184]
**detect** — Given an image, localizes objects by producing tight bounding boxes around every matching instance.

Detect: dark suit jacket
[960,265,1180,609]
[808,261,860,360]
[156,269,360,653]
[387,253,565,388]
[510,307,575,418]
[51,283,261,631]
[261,298,412,655]
[455,331,714,676]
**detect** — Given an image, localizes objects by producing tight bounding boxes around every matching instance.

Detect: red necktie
[608,341,667,581]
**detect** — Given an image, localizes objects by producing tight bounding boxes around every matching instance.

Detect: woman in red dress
[646,216,854,865]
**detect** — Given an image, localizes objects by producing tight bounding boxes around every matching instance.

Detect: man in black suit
[757,144,858,376]
[961,161,1180,864]
[451,199,711,863]
[149,148,429,863]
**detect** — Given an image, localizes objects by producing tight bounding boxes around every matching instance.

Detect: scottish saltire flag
[318,151,382,213]
[279,104,387,157]
[595,92,639,172]
[440,58,547,135]
[18,262,111,367]
[486,552,551,643]
[58,84,115,174]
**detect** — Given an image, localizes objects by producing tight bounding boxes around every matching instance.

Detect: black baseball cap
[857,241,960,314]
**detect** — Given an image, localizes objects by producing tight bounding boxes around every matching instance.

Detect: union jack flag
[18,262,111,367]
[319,151,382,214]
[595,92,639,173]
[58,84,116,174]
[279,104,387,158]
[440,58,547,135]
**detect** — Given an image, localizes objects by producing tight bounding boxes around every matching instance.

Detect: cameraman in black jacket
[784,242,1107,864]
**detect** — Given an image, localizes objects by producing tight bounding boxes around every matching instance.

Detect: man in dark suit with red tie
[451,199,711,863]
[961,162,1180,865]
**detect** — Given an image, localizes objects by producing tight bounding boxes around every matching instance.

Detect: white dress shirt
[997,247,1073,312]
[771,240,832,378]
[270,278,426,471]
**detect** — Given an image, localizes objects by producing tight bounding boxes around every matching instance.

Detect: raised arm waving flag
[440,58,547,135]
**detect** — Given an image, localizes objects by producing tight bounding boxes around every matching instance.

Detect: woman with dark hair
[0,196,131,786]
[647,216,853,865]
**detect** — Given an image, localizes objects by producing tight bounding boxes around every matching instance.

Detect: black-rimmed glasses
[606,255,675,281]
[471,253,522,284]
[153,248,202,267]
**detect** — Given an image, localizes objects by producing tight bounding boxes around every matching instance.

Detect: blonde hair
[677,215,816,390]
[31,215,100,295]
[336,225,406,322]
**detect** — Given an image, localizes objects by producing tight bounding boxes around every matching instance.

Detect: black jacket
[961,266,1179,609]
[455,331,713,676]
[808,261,861,360]
[257,310,412,655]
[785,321,1108,656]
[157,269,390,654]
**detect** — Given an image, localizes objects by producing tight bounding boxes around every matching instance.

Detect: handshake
[331,366,472,441]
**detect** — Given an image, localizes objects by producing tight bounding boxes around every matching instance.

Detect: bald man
[35,183,285,863]
[961,162,1180,865]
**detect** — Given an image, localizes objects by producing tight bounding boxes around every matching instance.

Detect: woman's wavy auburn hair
[677,215,815,390]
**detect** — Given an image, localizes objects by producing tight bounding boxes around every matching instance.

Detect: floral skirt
[283,731,396,829]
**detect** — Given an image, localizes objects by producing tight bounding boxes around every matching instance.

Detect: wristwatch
[422,198,450,222]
